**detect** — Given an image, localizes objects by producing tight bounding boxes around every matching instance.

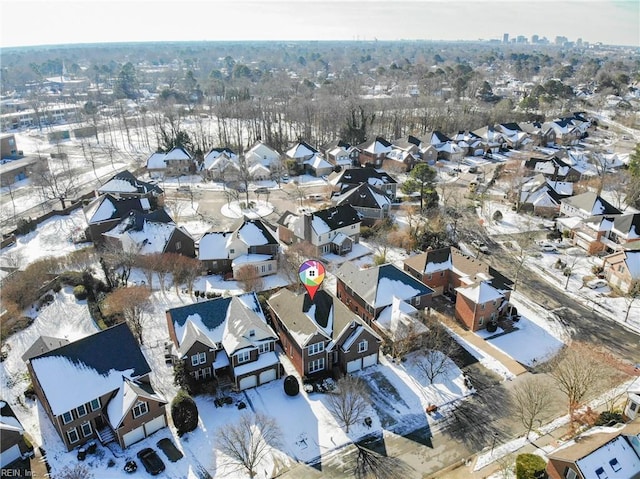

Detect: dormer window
[258,343,270,354]
[237,351,251,364]
[249,329,255,337]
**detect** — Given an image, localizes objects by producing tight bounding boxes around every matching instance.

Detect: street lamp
[491,431,500,456]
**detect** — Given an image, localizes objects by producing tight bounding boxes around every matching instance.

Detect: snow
[233,351,279,376]
[106,221,175,254]
[374,277,421,308]
[238,222,270,246]
[98,178,139,193]
[312,215,331,235]
[576,435,640,479]
[107,381,139,429]
[231,253,273,266]
[198,231,231,260]
[456,282,503,303]
[90,197,117,223]
[220,200,274,219]
[424,256,452,274]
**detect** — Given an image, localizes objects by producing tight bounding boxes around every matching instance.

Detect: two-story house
[335,262,434,325]
[198,218,279,278]
[97,170,164,206]
[560,192,622,219]
[267,289,381,377]
[331,183,391,223]
[495,123,532,150]
[146,147,196,177]
[403,247,514,331]
[201,147,240,181]
[520,121,557,147]
[323,140,359,168]
[357,137,393,167]
[166,293,280,390]
[602,249,640,294]
[83,194,154,246]
[26,323,167,451]
[245,141,281,168]
[328,167,398,200]
[277,205,361,256]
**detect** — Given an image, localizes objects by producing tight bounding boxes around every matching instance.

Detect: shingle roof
[167,297,233,335]
[21,336,70,362]
[313,205,361,230]
[98,170,163,195]
[562,191,621,216]
[332,167,397,186]
[333,183,391,210]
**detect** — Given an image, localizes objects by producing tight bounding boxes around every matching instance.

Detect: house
[560,192,622,219]
[267,289,382,377]
[384,147,419,172]
[245,141,281,168]
[285,140,318,172]
[102,209,196,257]
[0,156,37,187]
[544,119,582,146]
[0,401,32,467]
[427,131,465,162]
[357,137,393,167]
[277,204,361,256]
[625,378,640,421]
[472,126,505,154]
[26,323,167,451]
[331,183,391,223]
[335,262,434,325]
[545,420,640,479]
[198,218,279,278]
[518,175,573,217]
[97,170,164,205]
[452,131,484,157]
[520,121,557,147]
[166,293,280,390]
[323,140,359,168]
[1,134,20,160]
[374,296,430,355]
[83,194,154,246]
[201,148,240,181]
[303,154,334,177]
[403,247,514,331]
[571,216,616,255]
[525,156,582,182]
[328,167,398,200]
[495,123,532,150]
[146,147,196,177]
[602,249,640,294]
[609,214,640,246]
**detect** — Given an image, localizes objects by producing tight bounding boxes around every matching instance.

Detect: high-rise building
[531,34,539,44]
[503,33,509,44]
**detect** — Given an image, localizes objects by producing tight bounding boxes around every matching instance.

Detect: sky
[0,0,638,48]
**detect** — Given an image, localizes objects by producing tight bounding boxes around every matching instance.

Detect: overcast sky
[1,0,638,48]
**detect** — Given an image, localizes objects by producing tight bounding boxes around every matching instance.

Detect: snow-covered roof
[146,152,166,169]
[574,434,640,479]
[237,221,271,246]
[107,378,164,429]
[286,141,318,159]
[304,154,332,170]
[198,231,232,260]
[0,402,24,434]
[231,253,273,267]
[456,281,504,304]
[625,251,640,278]
[164,147,192,161]
[333,183,391,210]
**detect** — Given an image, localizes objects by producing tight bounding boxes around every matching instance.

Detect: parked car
[539,243,558,253]
[281,174,290,183]
[137,448,165,475]
[586,279,608,289]
[471,240,489,253]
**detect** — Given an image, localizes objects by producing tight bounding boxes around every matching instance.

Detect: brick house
[26,323,167,451]
[328,167,398,200]
[267,289,382,377]
[602,249,640,294]
[83,194,153,246]
[166,293,280,390]
[277,204,361,256]
[198,218,280,278]
[96,170,164,206]
[403,247,514,331]
[331,183,391,223]
[335,262,433,325]
[357,137,393,167]
[146,147,196,177]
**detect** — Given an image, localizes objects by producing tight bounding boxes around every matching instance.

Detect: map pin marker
[298,260,326,300]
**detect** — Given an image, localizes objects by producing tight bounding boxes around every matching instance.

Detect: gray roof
[562,191,621,216]
[21,336,70,362]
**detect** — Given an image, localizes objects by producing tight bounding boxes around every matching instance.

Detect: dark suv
[137,448,165,475]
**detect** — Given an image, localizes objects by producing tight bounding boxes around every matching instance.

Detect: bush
[15,218,37,236]
[515,453,546,479]
[73,285,88,300]
[284,375,299,396]
[171,389,199,436]
[486,321,498,333]
[58,271,85,287]
[173,362,197,395]
[595,411,623,426]
[492,210,503,222]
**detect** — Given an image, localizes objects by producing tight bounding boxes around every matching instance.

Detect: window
[81,421,92,437]
[440,271,445,277]
[62,411,73,425]
[175,241,181,250]
[193,368,211,380]
[230,249,235,254]
[90,398,100,411]
[132,401,148,419]
[595,467,608,479]
[358,340,368,353]
[479,317,484,326]
[630,401,638,412]
[609,459,621,472]
[67,428,79,444]
[76,404,87,417]
[481,304,485,310]
[308,342,324,356]
[236,351,250,364]
[258,343,270,354]
[427,274,432,280]
[309,358,325,373]
[191,352,206,366]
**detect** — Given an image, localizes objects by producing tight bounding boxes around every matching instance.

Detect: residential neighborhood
[1,32,640,479]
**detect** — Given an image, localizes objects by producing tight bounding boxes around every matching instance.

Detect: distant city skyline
[1,0,638,49]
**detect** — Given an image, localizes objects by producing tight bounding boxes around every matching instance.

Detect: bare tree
[623,282,640,323]
[235,264,264,293]
[412,316,459,383]
[279,241,319,290]
[217,412,282,478]
[57,464,94,479]
[31,148,78,208]
[352,443,413,479]
[326,376,370,433]
[546,343,603,416]
[413,350,454,385]
[511,376,554,438]
[171,254,203,295]
[102,286,151,344]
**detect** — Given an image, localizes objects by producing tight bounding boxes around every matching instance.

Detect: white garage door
[144,415,166,436]
[346,358,362,373]
[362,353,378,368]
[239,375,258,390]
[122,425,145,448]
[1,444,21,467]
[259,369,277,385]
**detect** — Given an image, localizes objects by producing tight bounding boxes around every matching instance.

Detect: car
[471,240,489,253]
[137,448,165,476]
[281,174,290,183]
[586,279,608,289]
[539,243,558,253]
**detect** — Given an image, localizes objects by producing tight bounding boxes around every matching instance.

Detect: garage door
[259,369,277,385]
[346,358,362,373]
[1,444,21,467]
[144,415,166,436]
[239,375,257,390]
[122,425,145,448]
[362,353,378,368]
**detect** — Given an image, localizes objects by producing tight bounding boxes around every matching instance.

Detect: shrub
[284,375,299,396]
[173,362,197,395]
[171,389,199,436]
[15,218,37,236]
[73,285,88,300]
[486,321,498,333]
[595,411,623,426]
[515,453,546,479]
[492,210,503,222]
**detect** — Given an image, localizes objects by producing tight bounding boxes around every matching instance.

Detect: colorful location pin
[298,260,326,300]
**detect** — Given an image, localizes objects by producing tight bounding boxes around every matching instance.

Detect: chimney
[303,213,313,241]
